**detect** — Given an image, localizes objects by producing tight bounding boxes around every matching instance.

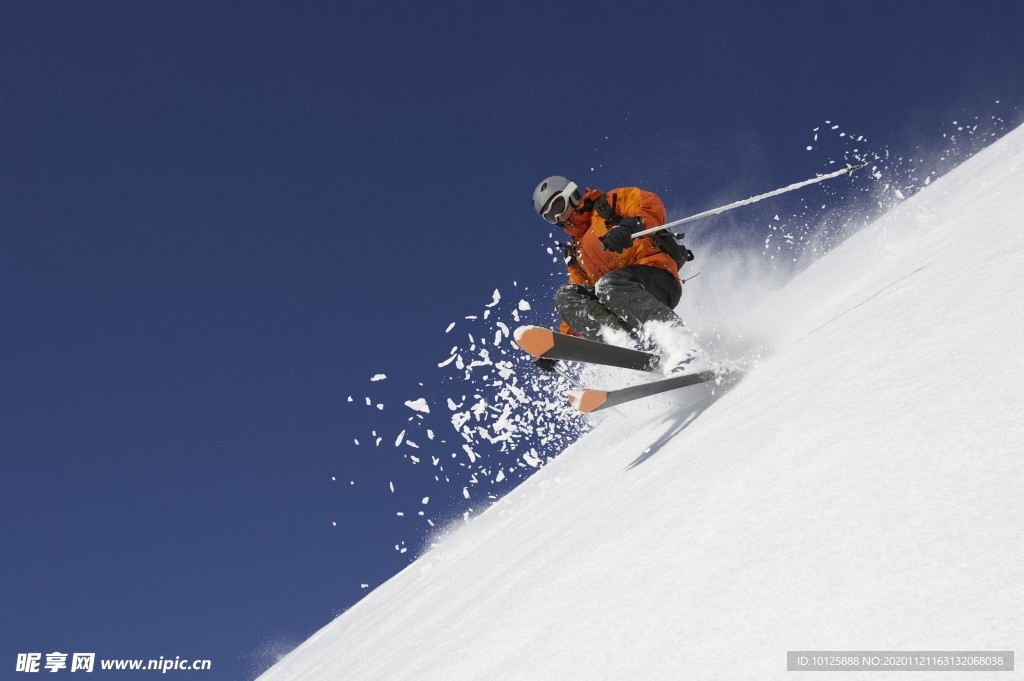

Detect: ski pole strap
[555,241,580,267]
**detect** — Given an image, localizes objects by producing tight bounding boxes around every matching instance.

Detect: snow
[370,374,387,382]
[264,124,1024,680]
[403,398,430,414]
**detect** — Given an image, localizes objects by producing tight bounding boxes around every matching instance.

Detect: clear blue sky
[2,2,1022,679]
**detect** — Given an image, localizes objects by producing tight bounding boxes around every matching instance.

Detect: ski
[514,325,659,372]
[567,369,739,413]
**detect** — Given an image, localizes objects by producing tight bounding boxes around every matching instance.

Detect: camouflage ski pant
[554,265,683,342]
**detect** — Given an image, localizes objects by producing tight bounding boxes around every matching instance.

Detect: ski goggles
[540,183,580,225]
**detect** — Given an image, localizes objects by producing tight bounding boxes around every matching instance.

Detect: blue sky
[2,2,1022,679]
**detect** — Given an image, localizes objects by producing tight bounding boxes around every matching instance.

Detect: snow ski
[567,369,740,413]
[514,325,659,372]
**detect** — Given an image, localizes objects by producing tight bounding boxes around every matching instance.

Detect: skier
[531,175,698,373]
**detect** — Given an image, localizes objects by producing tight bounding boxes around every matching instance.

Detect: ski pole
[631,162,865,239]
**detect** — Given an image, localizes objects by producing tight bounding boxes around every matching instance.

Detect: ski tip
[568,389,608,413]
[513,325,554,358]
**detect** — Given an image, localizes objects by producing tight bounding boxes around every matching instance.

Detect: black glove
[600,217,643,253]
[533,357,559,373]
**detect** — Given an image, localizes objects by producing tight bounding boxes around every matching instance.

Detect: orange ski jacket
[561,186,679,286]
[556,186,681,336]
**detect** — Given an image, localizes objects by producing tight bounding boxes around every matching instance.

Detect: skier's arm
[624,188,680,277]
[631,187,667,230]
[567,262,588,285]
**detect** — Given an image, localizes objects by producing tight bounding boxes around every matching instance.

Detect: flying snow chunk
[485,289,501,308]
[404,398,430,414]
[445,322,456,333]
[371,374,387,382]
[518,299,531,311]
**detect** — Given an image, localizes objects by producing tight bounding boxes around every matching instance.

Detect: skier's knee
[553,284,575,313]
[595,269,637,304]
[554,284,590,316]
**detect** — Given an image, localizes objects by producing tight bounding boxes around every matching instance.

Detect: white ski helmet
[533,175,582,225]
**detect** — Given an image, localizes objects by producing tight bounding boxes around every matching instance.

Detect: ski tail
[514,325,558,358]
[567,389,609,413]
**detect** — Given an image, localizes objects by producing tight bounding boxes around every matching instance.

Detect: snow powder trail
[259,123,1024,680]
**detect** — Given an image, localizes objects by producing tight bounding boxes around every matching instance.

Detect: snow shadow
[624,382,734,470]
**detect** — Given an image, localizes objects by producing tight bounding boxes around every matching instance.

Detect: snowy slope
[259,125,1024,680]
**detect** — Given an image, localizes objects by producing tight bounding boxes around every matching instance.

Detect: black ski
[567,369,740,412]
[513,325,659,372]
